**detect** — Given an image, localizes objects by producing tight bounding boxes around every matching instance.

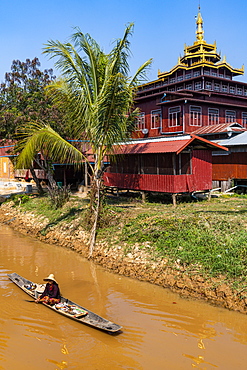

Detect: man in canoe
[35,273,61,305]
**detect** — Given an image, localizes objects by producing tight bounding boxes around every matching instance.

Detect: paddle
[24,299,38,303]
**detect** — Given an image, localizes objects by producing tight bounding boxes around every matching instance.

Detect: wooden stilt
[172,193,177,206]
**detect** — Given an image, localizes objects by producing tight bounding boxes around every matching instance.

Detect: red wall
[104,150,212,193]
[213,152,247,180]
[136,97,247,137]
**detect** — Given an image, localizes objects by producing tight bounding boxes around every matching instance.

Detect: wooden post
[141,191,146,202]
[172,154,176,175]
[172,193,177,206]
[63,168,66,186]
[84,161,88,189]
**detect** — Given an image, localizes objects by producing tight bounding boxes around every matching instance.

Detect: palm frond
[16,122,87,170]
[40,24,152,168]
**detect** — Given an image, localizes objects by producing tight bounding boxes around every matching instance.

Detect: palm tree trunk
[34,156,57,190]
[46,168,57,189]
[88,177,101,258]
[30,166,44,195]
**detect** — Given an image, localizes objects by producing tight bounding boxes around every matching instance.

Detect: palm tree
[16,23,152,257]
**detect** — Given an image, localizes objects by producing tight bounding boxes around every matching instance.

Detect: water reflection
[0,224,247,369]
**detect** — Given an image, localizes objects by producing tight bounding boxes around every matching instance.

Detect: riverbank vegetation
[7,192,247,295]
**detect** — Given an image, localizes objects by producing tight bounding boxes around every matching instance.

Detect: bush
[48,185,71,209]
[9,193,30,206]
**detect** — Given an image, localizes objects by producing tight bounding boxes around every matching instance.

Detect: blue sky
[1,0,247,83]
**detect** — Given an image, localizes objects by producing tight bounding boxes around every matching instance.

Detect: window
[177,76,183,81]
[112,154,139,174]
[222,85,228,92]
[211,71,217,76]
[175,153,191,175]
[204,70,210,75]
[157,153,191,175]
[219,74,224,78]
[169,106,181,127]
[190,106,202,126]
[185,73,191,80]
[244,90,247,96]
[237,88,243,95]
[194,82,202,90]
[170,78,176,83]
[208,108,219,125]
[194,71,200,77]
[141,154,158,174]
[214,83,220,91]
[158,153,174,175]
[177,85,183,91]
[225,110,236,123]
[230,86,235,94]
[136,113,145,130]
[205,81,212,90]
[186,84,192,90]
[151,110,161,129]
[242,113,247,127]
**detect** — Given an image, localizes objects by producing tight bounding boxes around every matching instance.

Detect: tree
[0,58,68,137]
[0,58,72,193]
[16,24,152,257]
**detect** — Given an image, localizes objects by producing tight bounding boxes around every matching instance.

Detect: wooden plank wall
[103,150,212,193]
[213,152,247,180]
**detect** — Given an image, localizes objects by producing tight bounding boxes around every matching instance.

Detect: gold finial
[196,5,204,41]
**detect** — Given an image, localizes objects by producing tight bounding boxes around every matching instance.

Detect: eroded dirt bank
[1,201,246,314]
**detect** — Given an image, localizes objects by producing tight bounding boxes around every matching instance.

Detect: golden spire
[196,5,204,41]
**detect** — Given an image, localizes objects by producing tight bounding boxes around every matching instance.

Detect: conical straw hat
[43,273,58,284]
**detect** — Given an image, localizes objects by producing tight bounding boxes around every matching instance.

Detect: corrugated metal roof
[86,135,191,155]
[213,131,247,147]
[192,123,246,135]
[117,140,190,154]
[111,135,227,155]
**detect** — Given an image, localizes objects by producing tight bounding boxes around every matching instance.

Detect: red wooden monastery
[134,7,246,137]
[104,7,238,197]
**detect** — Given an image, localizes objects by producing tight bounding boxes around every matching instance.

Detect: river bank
[0,194,247,314]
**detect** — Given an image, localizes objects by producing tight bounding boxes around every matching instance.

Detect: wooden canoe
[8,272,122,333]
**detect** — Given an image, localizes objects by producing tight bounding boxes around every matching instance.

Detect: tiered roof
[157,7,244,80]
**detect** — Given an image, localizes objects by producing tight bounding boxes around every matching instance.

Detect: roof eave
[178,134,228,153]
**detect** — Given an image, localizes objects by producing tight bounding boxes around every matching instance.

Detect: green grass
[8,193,88,224]
[120,214,247,277]
[7,192,247,289]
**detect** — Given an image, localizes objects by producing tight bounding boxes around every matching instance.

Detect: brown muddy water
[0,224,247,370]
